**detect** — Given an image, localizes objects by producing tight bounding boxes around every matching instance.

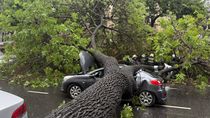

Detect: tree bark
[45,51,140,118]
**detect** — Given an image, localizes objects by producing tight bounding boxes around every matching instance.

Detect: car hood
[0,90,23,111]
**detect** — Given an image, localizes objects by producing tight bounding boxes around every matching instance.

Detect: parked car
[61,68,167,106]
[0,90,28,118]
[61,68,104,99]
[135,69,167,106]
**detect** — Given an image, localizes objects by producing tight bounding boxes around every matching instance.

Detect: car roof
[139,70,162,80]
[86,64,127,75]
[87,68,104,75]
[140,71,154,77]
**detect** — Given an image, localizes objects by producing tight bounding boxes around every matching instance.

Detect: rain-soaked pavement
[1,79,210,118]
[0,80,70,118]
[134,86,210,118]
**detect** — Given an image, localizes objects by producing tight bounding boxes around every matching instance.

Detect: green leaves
[0,0,88,87]
[121,104,134,118]
[0,0,209,88]
[195,75,208,90]
[148,13,210,86]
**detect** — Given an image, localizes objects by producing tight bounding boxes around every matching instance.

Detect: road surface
[0,80,210,118]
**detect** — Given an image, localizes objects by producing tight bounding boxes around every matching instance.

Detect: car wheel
[68,84,82,99]
[139,91,155,106]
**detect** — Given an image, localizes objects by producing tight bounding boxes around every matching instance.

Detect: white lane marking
[159,105,191,110]
[168,87,178,90]
[165,86,178,91]
[27,90,49,95]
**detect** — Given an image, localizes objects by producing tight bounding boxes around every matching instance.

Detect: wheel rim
[139,91,153,106]
[70,85,81,98]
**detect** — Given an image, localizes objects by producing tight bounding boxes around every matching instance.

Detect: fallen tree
[45,50,141,118]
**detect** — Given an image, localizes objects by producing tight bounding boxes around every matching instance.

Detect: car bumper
[60,82,66,93]
[156,89,167,104]
[61,87,64,92]
[22,112,28,118]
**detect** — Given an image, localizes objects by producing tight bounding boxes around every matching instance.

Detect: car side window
[98,70,104,78]
[92,70,104,78]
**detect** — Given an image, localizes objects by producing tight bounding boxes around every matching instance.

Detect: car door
[86,69,104,87]
[93,70,104,81]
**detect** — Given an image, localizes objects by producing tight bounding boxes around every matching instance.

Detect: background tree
[0,0,89,87]
[148,13,210,88]
[146,0,207,27]
[0,0,209,88]
[0,0,151,87]
[62,0,151,58]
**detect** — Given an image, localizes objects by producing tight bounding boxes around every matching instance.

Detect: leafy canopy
[148,13,210,85]
[0,0,88,87]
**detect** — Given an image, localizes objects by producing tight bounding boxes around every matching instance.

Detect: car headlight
[63,76,72,82]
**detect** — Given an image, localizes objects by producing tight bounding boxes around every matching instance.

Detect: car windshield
[87,68,104,75]
[87,65,126,75]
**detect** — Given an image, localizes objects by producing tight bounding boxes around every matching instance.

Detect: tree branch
[102,25,135,41]
[90,15,104,49]
[170,17,193,53]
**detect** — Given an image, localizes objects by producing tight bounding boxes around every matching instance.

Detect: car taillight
[163,92,167,97]
[12,102,27,118]
[150,80,162,86]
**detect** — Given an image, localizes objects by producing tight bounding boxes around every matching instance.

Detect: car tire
[68,84,82,99]
[139,91,155,107]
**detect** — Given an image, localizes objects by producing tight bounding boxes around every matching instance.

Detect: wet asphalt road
[134,86,210,118]
[0,80,70,118]
[1,80,210,118]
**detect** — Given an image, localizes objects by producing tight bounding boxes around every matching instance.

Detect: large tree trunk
[45,51,139,118]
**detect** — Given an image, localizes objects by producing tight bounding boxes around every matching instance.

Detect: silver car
[0,90,28,118]
[61,68,167,106]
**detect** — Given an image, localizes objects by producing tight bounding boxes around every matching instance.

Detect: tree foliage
[146,0,207,27]
[0,0,148,86]
[0,0,209,87]
[121,104,134,118]
[51,0,150,58]
[148,13,210,83]
[0,0,88,87]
